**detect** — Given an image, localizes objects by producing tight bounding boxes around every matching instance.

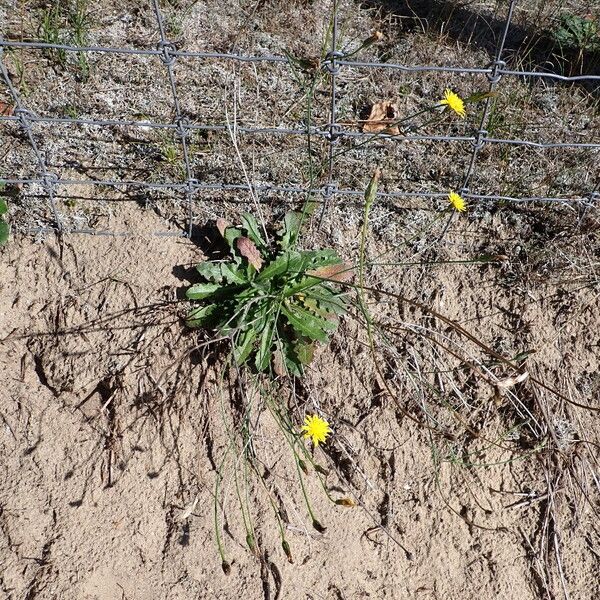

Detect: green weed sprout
[38,1,91,79]
[0,189,9,246]
[185,211,350,376]
[553,13,599,53]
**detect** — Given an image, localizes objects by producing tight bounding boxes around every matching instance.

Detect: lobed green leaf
[196,261,224,283]
[279,211,302,249]
[256,251,302,281]
[186,283,221,300]
[241,213,267,251]
[186,304,219,327]
[281,302,336,343]
[0,221,9,245]
[233,327,257,365]
[221,263,247,284]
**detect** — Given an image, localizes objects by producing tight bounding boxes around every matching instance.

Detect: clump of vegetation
[553,13,599,53]
[181,83,483,569]
[0,193,10,246]
[186,211,350,376]
[38,0,91,80]
[39,3,67,67]
[186,208,358,571]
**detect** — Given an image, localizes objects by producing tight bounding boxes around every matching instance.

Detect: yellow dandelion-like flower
[448,191,467,212]
[301,414,331,447]
[439,89,466,118]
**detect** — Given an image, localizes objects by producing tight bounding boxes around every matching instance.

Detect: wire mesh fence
[0,0,599,238]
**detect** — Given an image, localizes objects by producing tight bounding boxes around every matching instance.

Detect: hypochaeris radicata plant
[185,210,351,376]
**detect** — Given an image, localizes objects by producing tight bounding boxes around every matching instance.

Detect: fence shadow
[365,0,600,87]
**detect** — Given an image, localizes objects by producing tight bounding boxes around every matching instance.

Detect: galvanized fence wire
[460,0,516,196]
[1,38,600,82]
[320,0,346,225]
[0,38,62,229]
[2,112,599,149]
[150,0,195,238]
[0,0,599,237]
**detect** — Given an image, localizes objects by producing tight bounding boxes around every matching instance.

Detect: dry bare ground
[1,0,599,599]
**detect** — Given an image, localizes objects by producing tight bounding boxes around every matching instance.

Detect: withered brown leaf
[236,236,264,271]
[363,101,400,135]
[496,371,529,389]
[216,218,230,237]
[307,262,353,282]
[0,101,15,116]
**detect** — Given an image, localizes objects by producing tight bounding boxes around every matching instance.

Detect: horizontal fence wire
[1,39,599,82]
[4,178,597,205]
[1,0,599,238]
[2,113,600,149]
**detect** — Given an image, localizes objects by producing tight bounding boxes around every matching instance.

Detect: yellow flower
[448,191,467,212]
[301,414,331,447]
[439,89,466,118]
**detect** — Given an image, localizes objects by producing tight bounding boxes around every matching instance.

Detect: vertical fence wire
[320,0,341,226]
[151,0,195,237]
[0,36,62,230]
[459,0,518,197]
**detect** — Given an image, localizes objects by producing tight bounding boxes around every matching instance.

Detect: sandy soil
[1,203,599,599]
